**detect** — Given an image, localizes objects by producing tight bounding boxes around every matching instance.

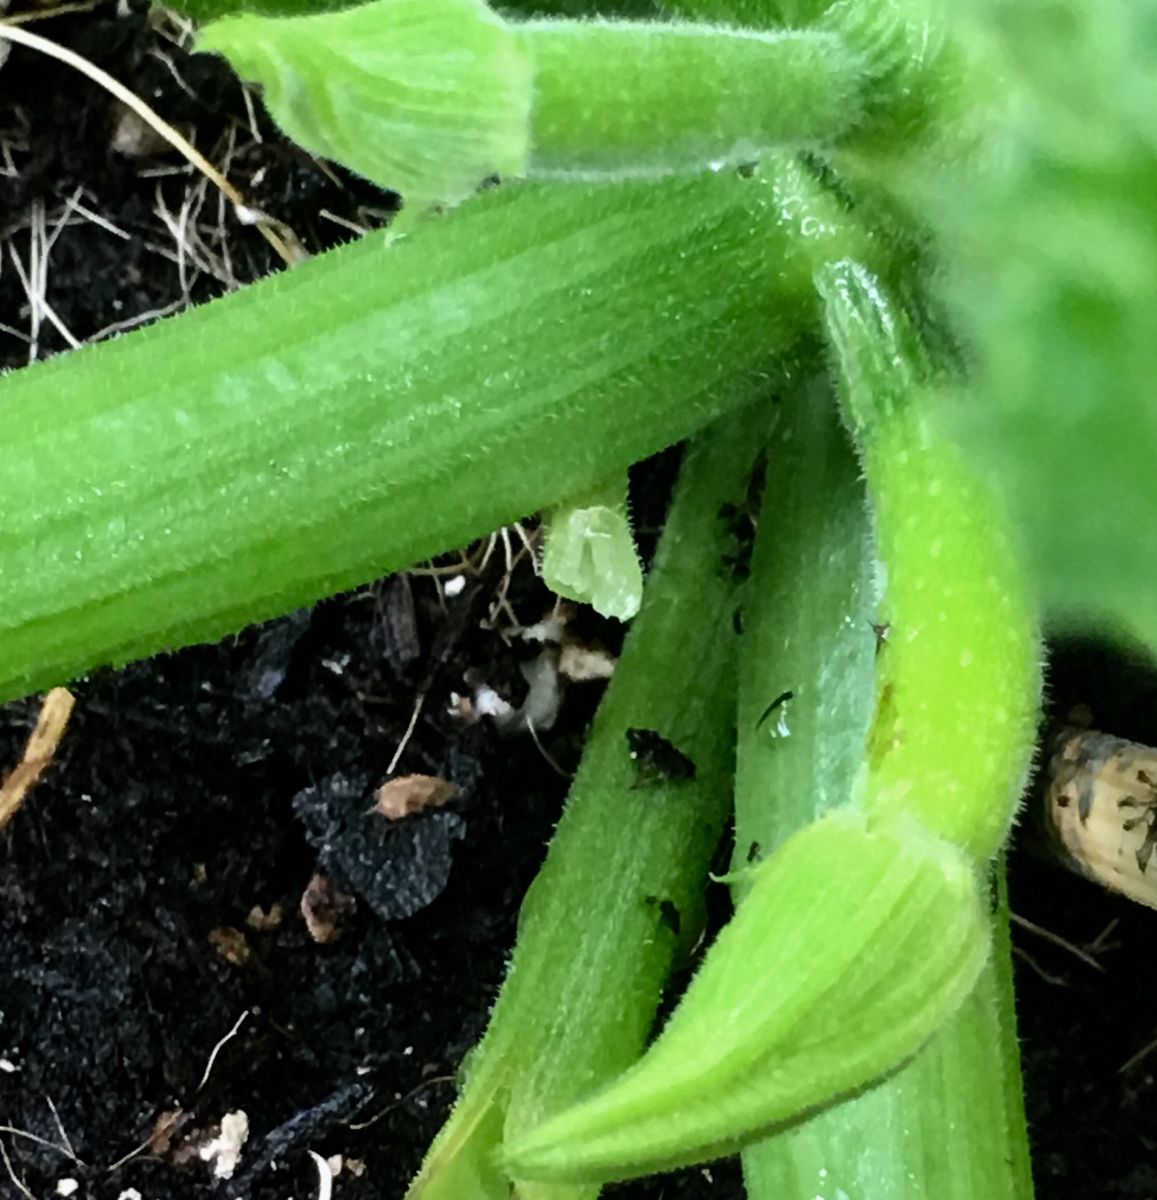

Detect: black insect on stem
[717,448,767,581]
[626,728,696,786]
[755,690,794,730]
[644,895,682,938]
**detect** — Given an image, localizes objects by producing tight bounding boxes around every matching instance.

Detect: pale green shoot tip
[541,480,644,622]
[198,0,533,206]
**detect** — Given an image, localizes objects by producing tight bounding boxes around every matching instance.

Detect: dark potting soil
[0,6,1154,1198]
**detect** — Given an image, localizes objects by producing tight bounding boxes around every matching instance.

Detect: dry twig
[0,688,75,830]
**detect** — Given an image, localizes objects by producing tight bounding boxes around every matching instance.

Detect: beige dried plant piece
[147,1109,190,1159]
[1044,726,1157,909]
[301,872,357,944]
[245,902,284,931]
[0,687,75,830]
[208,926,251,967]
[558,641,617,682]
[372,774,460,820]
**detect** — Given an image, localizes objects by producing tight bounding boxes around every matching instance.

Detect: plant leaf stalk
[500,262,1041,1184]
[731,381,1033,1200]
[199,0,874,200]
[0,169,817,703]
[409,406,775,1200]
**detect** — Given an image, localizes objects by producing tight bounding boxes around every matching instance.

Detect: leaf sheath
[0,171,813,702]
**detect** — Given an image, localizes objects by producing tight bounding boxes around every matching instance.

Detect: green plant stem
[731,375,876,883]
[734,381,1033,1200]
[522,20,867,178]
[408,406,774,1200]
[817,258,1041,860]
[203,6,870,202]
[0,170,816,703]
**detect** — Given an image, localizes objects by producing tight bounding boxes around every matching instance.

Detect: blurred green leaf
[923,0,1157,651]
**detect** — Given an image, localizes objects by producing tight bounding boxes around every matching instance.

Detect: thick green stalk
[203,4,870,201]
[0,170,816,703]
[408,407,773,1200]
[817,258,1041,860]
[734,383,1033,1200]
[501,252,1039,1188]
[731,375,876,881]
[522,20,868,178]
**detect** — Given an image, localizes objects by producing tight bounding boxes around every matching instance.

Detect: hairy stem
[409,405,774,1200]
[0,169,815,702]
[522,19,867,178]
[734,382,1033,1200]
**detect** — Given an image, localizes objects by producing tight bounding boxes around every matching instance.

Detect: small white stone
[472,684,514,720]
[198,1110,249,1180]
[55,1180,79,1197]
[308,1150,334,1200]
[442,574,466,598]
